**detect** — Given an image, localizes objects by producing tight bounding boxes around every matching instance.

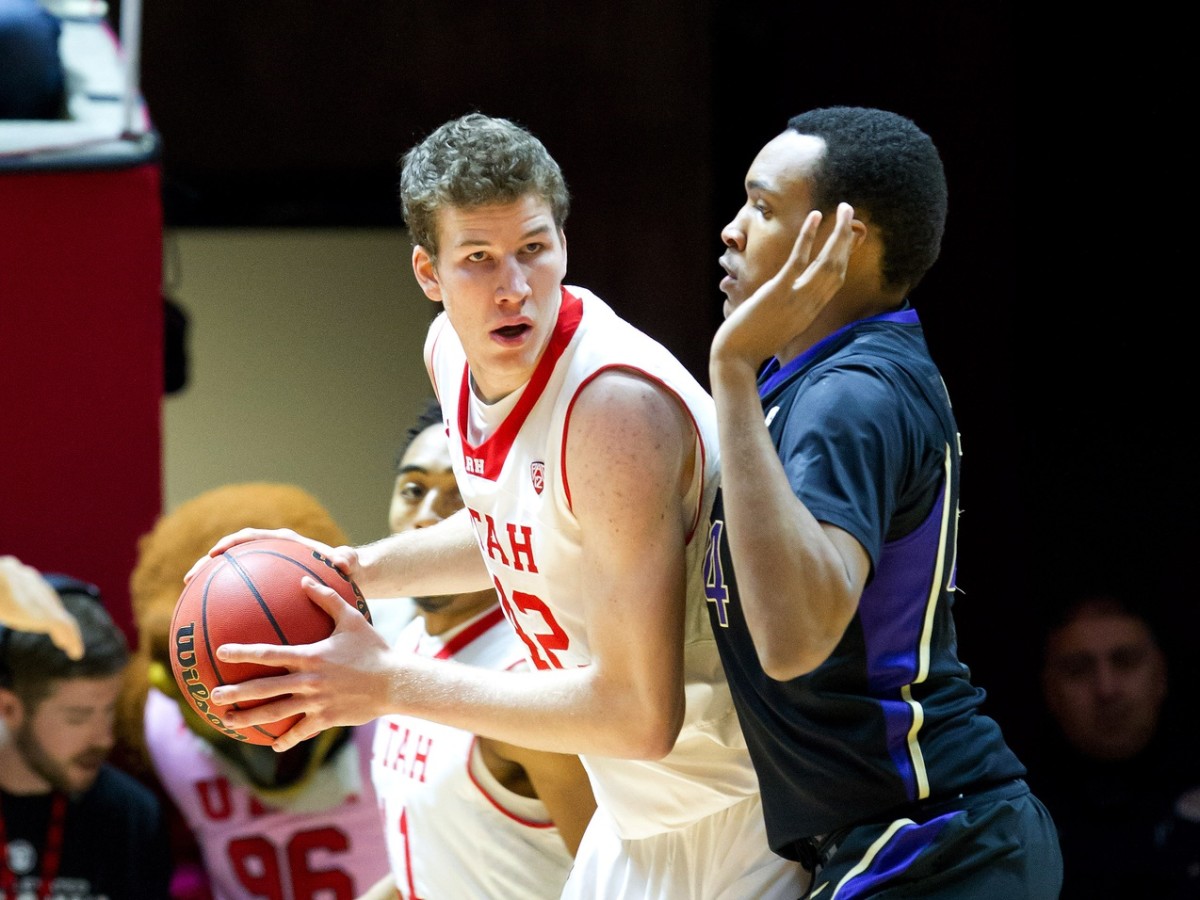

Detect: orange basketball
[168,537,371,745]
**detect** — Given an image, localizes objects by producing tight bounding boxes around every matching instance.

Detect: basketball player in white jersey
[195,113,805,898]
[362,399,595,899]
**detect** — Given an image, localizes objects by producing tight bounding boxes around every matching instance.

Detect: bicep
[564,373,695,746]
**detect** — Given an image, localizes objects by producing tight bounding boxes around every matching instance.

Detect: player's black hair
[0,575,128,708]
[394,397,444,474]
[787,106,948,293]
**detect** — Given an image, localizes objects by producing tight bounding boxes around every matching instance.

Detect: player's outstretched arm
[0,555,84,660]
[710,203,870,681]
[184,509,492,599]
[211,372,696,760]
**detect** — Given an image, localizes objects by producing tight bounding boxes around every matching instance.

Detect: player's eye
[466,250,489,262]
[398,482,427,501]
[521,242,544,255]
[753,200,771,218]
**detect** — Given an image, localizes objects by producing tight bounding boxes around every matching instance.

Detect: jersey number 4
[704,520,731,627]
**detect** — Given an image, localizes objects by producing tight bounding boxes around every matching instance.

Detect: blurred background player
[362,398,595,899]
[0,572,171,899]
[117,482,398,899]
[1030,593,1200,899]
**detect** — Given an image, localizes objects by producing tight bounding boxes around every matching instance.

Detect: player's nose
[495,254,531,302]
[412,490,446,528]
[721,213,746,251]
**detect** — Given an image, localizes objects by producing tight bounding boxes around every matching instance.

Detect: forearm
[354,508,492,598]
[710,357,858,679]
[395,653,673,759]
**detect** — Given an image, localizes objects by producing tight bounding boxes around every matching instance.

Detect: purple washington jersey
[704,307,1027,848]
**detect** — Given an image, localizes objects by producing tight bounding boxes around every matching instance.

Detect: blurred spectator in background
[0,572,171,899]
[0,0,65,119]
[1029,593,1200,899]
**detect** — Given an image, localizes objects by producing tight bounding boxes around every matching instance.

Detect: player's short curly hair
[399,113,571,259]
[787,106,948,293]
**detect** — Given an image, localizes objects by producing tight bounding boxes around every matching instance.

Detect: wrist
[709,353,762,391]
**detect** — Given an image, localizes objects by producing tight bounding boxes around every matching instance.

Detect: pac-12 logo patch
[531,460,546,494]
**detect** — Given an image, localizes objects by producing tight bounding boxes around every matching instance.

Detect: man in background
[1033,593,1200,898]
[0,573,170,899]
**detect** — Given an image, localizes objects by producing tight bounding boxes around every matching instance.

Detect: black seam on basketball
[244,548,334,588]
[227,550,326,743]
[200,563,230,688]
[199,563,257,737]
[224,552,292,644]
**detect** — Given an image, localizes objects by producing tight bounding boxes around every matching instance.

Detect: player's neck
[777,292,905,364]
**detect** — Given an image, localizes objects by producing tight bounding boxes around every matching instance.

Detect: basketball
[169,537,372,745]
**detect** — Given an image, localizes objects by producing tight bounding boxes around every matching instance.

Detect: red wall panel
[0,161,163,642]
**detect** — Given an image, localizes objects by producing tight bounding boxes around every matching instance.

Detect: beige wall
[163,229,434,545]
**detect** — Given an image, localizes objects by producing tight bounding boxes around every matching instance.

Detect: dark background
[109,0,1193,759]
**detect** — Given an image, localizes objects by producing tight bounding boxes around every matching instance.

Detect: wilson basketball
[169,537,371,745]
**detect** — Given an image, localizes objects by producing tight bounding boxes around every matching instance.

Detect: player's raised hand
[210,575,395,752]
[0,555,84,660]
[712,202,858,370]
[184,527,359,585]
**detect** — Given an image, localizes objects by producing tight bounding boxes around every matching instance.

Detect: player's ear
[412,246,444,304]
[849,215,868,251]
[0,686,25,729]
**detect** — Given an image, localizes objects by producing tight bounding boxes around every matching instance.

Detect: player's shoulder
[570,367,692,441]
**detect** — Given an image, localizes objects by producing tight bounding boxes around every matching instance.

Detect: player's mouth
[718,256,738,295]
[490,322,533,345]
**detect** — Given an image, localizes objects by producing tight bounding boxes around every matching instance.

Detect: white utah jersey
[371,606,575,899]
[144,688,389,900]
[426,285,760,839]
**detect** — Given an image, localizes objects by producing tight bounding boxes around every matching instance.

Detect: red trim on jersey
[400,806,423,900]
[427,318,445,405]
[560,367,708,543]
[464,735,557,829]
[456,288,584,481]
[432,606,507,659]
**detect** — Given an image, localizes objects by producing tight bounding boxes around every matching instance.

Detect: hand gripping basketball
[169,537,370,745]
